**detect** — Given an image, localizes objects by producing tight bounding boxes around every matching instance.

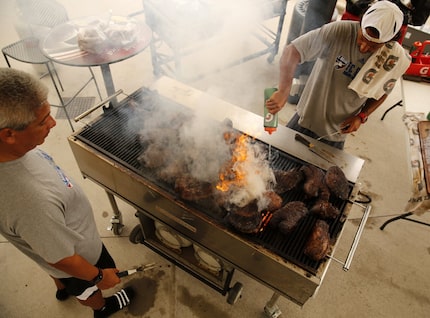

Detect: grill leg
[106,191,124,235]
[264,292,282,318]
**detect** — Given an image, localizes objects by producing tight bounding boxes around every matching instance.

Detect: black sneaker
[55,288,69,301]
[93,287,135,318]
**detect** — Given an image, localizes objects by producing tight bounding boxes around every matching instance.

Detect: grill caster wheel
[264,304,282,318]
[226,282,243,305]
[108,216,124,235]
[264,292,282,318]
[112,223,123,235]
[129,225,144,244]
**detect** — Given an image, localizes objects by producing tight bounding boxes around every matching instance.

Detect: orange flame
[217,134,249,192]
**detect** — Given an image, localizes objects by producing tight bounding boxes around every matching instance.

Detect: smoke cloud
[134,1,281,209]
[133,93,275,211]
[144,0,276,79]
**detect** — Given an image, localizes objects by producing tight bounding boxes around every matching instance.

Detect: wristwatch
[357,112,368,123]
[90,268,103,285]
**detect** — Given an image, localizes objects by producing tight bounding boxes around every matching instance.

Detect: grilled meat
[263,191,283,212]
[156,162,186,185]
[273,168,304,194]
[310,199,340,219]
[138,143,167,168]
[300,165,325,198]
[304,220,330,261]
[325,165,349,200]
[227,201,262,233]
[269,201,309,235]
[318,183,331,202]
[174,175,213,201]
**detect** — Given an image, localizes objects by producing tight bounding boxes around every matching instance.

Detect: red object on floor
[405,40,430,78]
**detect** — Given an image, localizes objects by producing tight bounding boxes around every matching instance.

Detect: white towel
[348,41,411,99]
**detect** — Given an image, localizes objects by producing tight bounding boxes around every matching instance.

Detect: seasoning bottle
[264,87,278,134]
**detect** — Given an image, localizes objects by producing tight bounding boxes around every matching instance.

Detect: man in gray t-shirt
[266,1,411,149]
[0,68,134,317]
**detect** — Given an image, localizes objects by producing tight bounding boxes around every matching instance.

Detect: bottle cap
[264,127,277,134]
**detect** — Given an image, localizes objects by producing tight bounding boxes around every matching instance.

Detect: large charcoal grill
[68,77,368,310]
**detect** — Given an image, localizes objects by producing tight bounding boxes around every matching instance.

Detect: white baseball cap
[361,1,404,43]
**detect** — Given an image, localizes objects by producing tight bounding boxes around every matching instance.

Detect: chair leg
[45,63,74,132]
[48,61,64,92]
[3,54,12,68]
[46,63,65,105]
[61,107,75,132]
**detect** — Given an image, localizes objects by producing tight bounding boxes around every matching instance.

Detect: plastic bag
[77,16,139,54]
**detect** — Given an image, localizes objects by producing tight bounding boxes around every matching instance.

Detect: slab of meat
[138,143,167,169]
[310,199,340,219]
[174,175,213,201]
[227,201,262,234]
[273,168,304,194]
[304,220,330,261]
[325,165,349,200]
[269,201,309,235]
[300,165,325,198]
[156,162,186,185]
[262,191,283,212]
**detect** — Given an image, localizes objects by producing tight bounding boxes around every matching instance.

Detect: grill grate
[76,88,352,275]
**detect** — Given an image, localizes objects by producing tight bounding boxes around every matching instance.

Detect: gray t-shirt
[292,21,373,141]
[0,149,102,278]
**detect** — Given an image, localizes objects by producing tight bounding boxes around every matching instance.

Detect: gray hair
[0,68,49,130]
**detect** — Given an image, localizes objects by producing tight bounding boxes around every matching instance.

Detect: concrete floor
[1,0,430,317]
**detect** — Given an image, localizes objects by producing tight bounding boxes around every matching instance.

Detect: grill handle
[342,202,372,271]
[74,90,123,122]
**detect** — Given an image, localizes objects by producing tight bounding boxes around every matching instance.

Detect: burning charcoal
[227,201,262,234]
[174,175,213,201]
[273,168,304,194]
[304,220,330,261]
[262,191,283,212]
[325,165,349,200]
[300,165,325,198]
[310,200,340,219]
[269,201,308,235]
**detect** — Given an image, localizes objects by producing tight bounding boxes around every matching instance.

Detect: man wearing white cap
[266,1,411,149]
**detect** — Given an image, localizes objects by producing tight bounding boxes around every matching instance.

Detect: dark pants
[287,113,345,150]
[58,244,116,296]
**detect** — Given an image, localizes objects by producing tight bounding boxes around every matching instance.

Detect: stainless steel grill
[69,77,369,312]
